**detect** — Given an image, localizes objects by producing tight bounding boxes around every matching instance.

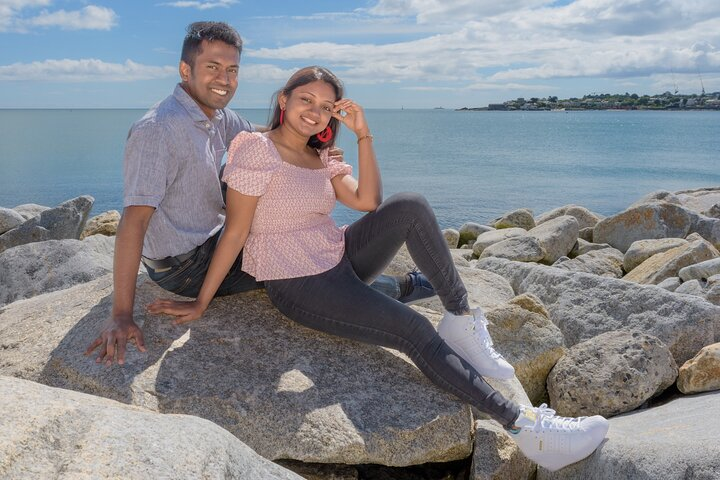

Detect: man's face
[180,39,239,118]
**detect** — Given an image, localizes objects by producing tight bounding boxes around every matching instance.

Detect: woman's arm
[147,188,258,324]
[331,99,382,212]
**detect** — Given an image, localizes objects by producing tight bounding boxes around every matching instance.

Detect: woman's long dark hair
[268,66,344,149]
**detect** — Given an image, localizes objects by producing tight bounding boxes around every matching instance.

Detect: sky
[1,0,719,109]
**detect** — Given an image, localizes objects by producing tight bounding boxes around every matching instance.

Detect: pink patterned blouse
[222,131,353,281]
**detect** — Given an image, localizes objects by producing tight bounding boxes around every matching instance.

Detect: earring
[316,126,333,142]
[279,109,284,125]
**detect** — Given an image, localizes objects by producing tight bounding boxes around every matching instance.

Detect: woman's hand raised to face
[333,99,370,139]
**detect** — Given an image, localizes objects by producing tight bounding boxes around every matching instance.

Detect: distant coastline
[457,91,720,111]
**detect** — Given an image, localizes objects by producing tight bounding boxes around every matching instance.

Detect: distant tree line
[457,91,720,111]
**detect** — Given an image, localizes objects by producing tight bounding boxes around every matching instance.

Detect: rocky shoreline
[1,188,719,479]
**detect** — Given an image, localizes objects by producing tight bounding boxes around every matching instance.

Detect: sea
[1,108,718,229]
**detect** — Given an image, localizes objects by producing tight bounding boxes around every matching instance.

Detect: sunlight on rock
[277,368,315,393]
[167,329,191,352]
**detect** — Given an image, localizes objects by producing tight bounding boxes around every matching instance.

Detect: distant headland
[457,91,720,111]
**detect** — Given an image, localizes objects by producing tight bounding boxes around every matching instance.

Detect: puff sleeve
[223,131,281,196]
[321,149,353,179]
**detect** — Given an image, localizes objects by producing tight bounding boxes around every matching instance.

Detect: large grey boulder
[622,237,689,272]
[0,275,476,467]
[553,248,624,278]
[478,236,545,263]
[527,215,579,264]
[535,204,603,230]
[0,376,301,480]
[475,258,720,364]
[0,196,94,254]
[493,208,535,230]
[593,203,698,252]
[0,235,115,307]
[472,228,526,257]
[0,207,25,234]
[547,330,677,418]
[12,203,50,220]
[486,294,566,405]
[537,391,720,480]
[622,236,719,285]
[679,257,720,282]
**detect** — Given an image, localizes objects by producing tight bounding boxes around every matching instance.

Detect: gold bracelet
[357,134,374,144]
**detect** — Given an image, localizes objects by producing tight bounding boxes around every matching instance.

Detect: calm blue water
[1,109,718,228]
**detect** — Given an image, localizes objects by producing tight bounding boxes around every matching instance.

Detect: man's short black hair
[181,21,242,67]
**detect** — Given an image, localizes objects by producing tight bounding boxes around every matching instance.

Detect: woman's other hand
[147,298,207,325]
[333,99,370,138]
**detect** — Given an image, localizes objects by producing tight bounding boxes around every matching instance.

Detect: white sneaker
[509,403,609,472]
[437,307,515,379]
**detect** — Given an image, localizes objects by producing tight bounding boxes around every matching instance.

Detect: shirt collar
[173,83,223,124]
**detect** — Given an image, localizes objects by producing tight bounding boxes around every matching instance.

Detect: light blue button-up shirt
[124,84,253,259]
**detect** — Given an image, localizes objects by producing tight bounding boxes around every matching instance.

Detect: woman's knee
[382,192,433,219]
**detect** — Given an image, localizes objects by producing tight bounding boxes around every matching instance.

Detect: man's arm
[85,205,154,365]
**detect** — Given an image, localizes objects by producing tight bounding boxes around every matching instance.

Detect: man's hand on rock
[84,315,146,366]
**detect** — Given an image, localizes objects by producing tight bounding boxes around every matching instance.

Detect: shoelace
[470,311,504,360]
[532,404,583,432]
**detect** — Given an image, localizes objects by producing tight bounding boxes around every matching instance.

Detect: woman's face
[281,80,336,137]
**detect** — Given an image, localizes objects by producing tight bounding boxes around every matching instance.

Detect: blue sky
[1,0,719,109]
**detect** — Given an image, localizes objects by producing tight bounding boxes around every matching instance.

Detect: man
[85,22,433,366]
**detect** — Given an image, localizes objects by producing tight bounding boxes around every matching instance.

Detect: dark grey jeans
[265,193,520,427]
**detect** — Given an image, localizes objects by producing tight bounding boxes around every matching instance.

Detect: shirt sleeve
[222,132,280,196]
[321,148,353,178]
[222,108,254,147]
[123,121,177,208]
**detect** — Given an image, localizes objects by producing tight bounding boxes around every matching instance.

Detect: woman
[149,66,608,472]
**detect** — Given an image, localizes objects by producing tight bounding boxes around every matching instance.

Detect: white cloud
[26,5,116,30]
[0,1,116,31]
[0,59,176,82]
[245,0,720,93]
[159,0,237,10]
[239,63,297,83]
[369,0,550,23]
[0,0,49,30]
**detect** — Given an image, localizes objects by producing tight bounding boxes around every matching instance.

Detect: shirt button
[205,122,211,128]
